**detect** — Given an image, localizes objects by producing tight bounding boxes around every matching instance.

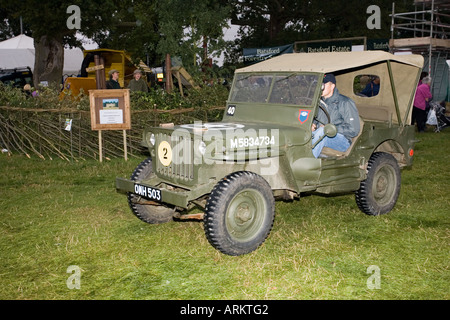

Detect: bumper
[115,177,214,209]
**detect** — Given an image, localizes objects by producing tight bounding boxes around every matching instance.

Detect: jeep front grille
[155,132,194,182]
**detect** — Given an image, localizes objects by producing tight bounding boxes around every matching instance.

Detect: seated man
[311,74,360,158]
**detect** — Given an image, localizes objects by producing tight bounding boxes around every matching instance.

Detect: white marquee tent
[0,34,83,76]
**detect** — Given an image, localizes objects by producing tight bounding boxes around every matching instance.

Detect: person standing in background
[128,69,149,92]
[106,69,121,89]
[412,76,432,132]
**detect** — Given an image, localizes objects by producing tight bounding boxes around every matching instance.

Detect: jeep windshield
[229,73,319,106]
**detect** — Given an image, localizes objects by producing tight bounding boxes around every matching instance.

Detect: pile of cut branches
[0,83,227,161]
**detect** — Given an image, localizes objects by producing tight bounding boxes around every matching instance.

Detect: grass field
[0,129,448,300]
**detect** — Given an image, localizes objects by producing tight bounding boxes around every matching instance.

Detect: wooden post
[165,54,173,93]
[123,129,128,161]
[94,55,102,89]
[99,56,106,89]
[175,70,184,96]
[98,130,103,162]
[78,112,82,158]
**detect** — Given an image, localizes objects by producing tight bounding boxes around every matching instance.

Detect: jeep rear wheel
[127,158,175,224]
[355,152,401,215]
[204,171,275,256]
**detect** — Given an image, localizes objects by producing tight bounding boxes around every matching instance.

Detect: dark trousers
[412,106,427,132]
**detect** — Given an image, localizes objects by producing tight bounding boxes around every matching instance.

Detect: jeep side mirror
[323,124,337,138]
[311,123,338,149]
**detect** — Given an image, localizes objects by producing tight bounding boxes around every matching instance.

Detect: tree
[1,0,121,86]
[0,7,32,41]
[156,0,231,73]
[96,1,161,66]
[1,0,231,86]
[229,0,312,48]
[225,0,416,66]
[306,0,415,40]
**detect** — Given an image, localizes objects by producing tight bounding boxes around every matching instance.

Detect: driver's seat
[319,117,364,158]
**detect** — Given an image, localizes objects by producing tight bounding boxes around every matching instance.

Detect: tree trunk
[33,35,64,87]
[268,4,287,43]
[165,54,173,93]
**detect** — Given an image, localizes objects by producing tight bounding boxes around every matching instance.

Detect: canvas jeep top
[116,51,424,256]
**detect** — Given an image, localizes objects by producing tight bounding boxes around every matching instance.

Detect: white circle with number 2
[158,141,172,166]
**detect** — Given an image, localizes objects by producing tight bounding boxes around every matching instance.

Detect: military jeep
[116,51,423,256]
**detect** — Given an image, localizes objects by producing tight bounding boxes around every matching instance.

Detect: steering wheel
[314,101,331,125]
[312,103,337,148]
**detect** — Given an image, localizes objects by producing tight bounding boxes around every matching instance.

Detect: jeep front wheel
[204,171,275,256]
[127,158,175,224]
[355,152,401,215]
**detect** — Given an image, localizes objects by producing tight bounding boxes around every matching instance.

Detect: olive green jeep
[116,51,423,256]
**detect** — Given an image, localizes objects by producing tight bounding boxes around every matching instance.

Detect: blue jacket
[360,81,380,97]
[315,88,360,141]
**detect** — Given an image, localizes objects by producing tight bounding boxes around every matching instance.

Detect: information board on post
[89,89,131,131]
[89,89,131,161]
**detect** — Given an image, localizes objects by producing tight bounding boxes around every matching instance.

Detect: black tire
[204,171,275,256]
[355,152,401,215]
[127,158,175,224]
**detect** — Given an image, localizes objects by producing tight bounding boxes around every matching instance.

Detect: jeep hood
[145,121,309,161]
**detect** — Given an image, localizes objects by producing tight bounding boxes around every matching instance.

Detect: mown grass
[0,129,448,300]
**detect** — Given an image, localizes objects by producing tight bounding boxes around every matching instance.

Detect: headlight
[149,133,155,146]
[198,141,206,155]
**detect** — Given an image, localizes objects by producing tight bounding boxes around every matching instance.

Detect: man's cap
[323,73,336,84]
[109,69,119,75]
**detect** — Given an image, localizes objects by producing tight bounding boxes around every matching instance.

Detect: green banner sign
[296,40,352,53]
[367,39,390,52]
[243,44,294,65]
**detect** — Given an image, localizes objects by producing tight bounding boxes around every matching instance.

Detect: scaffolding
[390,0,450,101]
[390,0,450,53]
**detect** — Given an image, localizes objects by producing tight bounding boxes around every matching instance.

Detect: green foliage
[0,81,227,114]
[0,82,89,110]
[0,82,90,110]
[156,0,231,72]
[1,0,422,80]
[129,84,228,122]
[305,0,414,40]
[1,0,119,47]
[230,0,312,47]
[1,0,123,85]
[98,1,161,64]
[226,0,417,65]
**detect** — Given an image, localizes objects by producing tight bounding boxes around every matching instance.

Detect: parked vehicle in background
[0,67,33,88]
